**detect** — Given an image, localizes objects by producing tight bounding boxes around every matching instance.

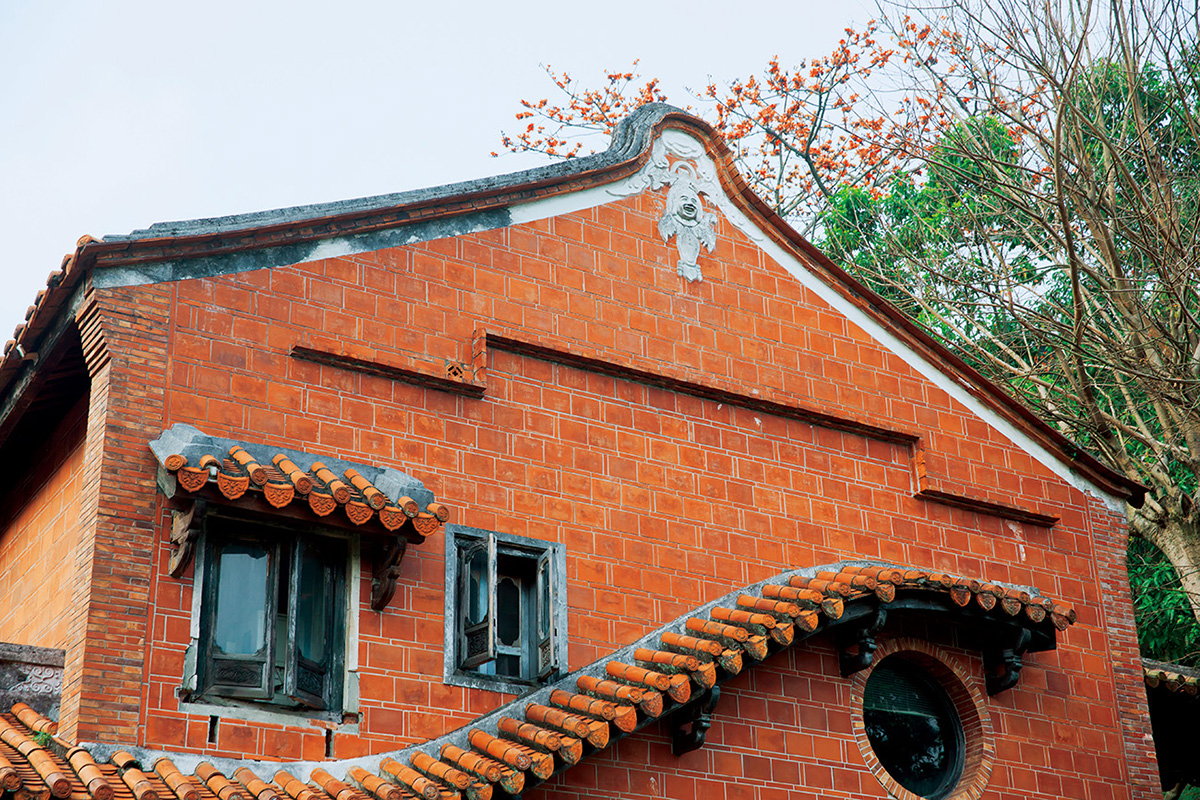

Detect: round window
[863,657,965,799]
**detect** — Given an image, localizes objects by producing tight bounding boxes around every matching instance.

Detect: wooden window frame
[186,512,349,715]
[442,525,567,694]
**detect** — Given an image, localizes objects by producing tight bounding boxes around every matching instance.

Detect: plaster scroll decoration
[607,136,674,197]
[659,164,717,281]
[608,131,766,281]
[611,135,718,281]
[9,665,62,695]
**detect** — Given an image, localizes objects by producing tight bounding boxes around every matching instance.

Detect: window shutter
[203,537,278,700]
[460,534,497,669]
[284,538,337,709]
[535,547,558,679]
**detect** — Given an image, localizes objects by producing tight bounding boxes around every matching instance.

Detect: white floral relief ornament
[658,162,717,282]
[609,130,759,281]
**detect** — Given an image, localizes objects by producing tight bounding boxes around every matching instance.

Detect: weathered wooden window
[198,522,346,711]
[446,527,564,691]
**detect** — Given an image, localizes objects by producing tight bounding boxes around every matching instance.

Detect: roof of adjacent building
[1143,658,1200,694]
[0,562,1072,800]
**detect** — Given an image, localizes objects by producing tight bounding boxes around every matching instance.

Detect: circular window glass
[863,658,965,799]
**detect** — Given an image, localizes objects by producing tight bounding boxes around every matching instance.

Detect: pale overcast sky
[1,1,866,337]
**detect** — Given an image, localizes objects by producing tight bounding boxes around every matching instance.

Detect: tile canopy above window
[149,423,450,539]
[149,423,450,611]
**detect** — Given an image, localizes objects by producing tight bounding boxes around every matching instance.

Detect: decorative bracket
[838,606,888,677]
[984,626,1032,695]
[168,499,206,577]
[671,686,722,756]
[370,535,409,611]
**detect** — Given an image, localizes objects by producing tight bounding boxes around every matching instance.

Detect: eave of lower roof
[2,560,1075,800]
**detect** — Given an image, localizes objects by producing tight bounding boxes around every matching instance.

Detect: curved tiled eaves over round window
[2,565,1060,800]
[850,638,994,800]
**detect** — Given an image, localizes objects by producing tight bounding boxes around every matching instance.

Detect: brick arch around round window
[849,637,995,800]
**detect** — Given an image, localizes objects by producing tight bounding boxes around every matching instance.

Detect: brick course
[60,286,171,742]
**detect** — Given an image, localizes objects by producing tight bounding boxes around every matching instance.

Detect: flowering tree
[496,62,669,159]
[501,0,1200,661]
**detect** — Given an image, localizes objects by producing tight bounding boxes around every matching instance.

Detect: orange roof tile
[149,424,448,540]
[4,562,1073,797]
[1143,659,1200,695]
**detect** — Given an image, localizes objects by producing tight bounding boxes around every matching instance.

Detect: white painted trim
[506,132,1126,512]
[343,536,361,713]
[508,183,627,227]
[188,529,206,641]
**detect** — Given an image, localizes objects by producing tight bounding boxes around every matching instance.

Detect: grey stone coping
[104,104,686,243]
[0,642,65,668]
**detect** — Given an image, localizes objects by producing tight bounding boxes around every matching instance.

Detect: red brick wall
[59,286,171,742]
[116,187,1157,796]
[0,397,87,648]
[532,628,1134,800]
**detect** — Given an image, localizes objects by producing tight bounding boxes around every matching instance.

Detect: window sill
[443,670,545,697]
[177,694,354,729]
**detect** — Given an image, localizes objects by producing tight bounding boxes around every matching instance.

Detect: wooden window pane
[213,543,270,656]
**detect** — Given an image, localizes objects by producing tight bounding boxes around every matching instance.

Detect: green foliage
[819,49,1200,656]
[817,116,1047,360]
[1128,536,1200,667]
[927,117,1019,200]
[33,730,53,747]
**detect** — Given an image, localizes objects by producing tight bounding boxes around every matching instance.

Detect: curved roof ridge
[41,560,1076,798]
[105,104,684,242]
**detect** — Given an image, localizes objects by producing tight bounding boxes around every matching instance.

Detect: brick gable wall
[0,397,87,649]
[64,185,1160,796]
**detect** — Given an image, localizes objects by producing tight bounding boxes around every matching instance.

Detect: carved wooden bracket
[671,686,722,756]
[169,499,206,577]
[838,606,889,677]
[370,535,409,611]
[984,626,1032,695]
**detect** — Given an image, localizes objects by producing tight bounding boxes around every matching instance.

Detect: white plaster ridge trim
[507,131,1125,512]
[508,181,628,226]
[302,238,359,263]
[746,226,1125,512]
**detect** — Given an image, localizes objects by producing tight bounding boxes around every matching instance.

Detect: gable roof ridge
[105,104,682,243]
[0,106,1146,509]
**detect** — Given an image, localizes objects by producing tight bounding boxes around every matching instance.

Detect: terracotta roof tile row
[1,562,1072,799]
[164,449,445,534]
[1143,659,1200,695]
[148,424,448,539]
